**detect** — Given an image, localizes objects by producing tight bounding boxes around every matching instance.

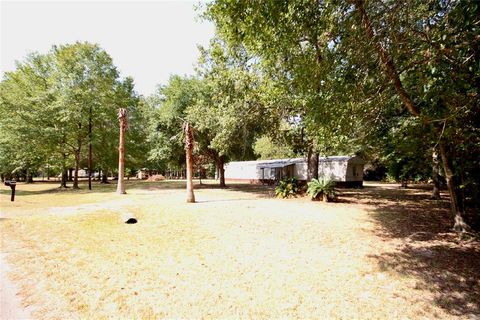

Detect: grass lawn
[1,180,479,319]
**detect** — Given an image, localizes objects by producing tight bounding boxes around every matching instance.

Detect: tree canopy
[1,2,478,231]
[0,42,146,186]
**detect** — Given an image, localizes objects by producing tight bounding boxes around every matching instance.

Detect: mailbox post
[4,180,16,201]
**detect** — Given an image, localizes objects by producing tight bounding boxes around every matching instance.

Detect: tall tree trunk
[60,152,68,188]
[184,122,195,203]
[439,142,470,233]
[68,168,73,181]
[431,148,441,199]
[354,0,472,232]
[307,147,319,181]
[61,169,68,188]
[216,156,226,188]
[73,150,80,189]
[88,105,93,190]
[116,108,127,194]
[26,168,33,183]
[73,123,82,189]
[101,171,109,184]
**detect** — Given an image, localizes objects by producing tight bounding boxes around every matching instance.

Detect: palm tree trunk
[117,108,127,194]
[184,122,195,203]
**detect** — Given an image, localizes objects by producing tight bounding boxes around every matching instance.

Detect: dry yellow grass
[1,180,478,319]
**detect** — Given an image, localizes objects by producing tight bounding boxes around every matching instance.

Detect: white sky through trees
[0,0,215,96]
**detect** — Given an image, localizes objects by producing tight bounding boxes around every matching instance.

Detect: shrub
[147,174,165,181]
[307,178,336,202]
[275,177,299,198]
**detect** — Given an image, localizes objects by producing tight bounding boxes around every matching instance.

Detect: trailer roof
[258,161,296,169]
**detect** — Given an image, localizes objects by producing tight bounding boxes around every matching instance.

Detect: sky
[0,0,215,96]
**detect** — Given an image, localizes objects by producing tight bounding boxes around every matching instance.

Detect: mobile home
[224,156,365,187]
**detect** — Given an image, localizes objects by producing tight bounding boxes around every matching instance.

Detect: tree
[253,135,296,160]
[146,76,204,175]
[52,42,120,189]
[204,1,370,181]
[0,42,140,190]
[0,53,56,182]
[188,39,267,187]
[184,122,195,203]
[204,0,479,232]
[116,108,127,194]
[348,0,478,232]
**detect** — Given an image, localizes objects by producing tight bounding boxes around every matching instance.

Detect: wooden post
[117,108,127,194]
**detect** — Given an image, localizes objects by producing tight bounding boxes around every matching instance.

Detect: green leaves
[307,178,336,201]
[0,42,142,178]
[275,177,299,199]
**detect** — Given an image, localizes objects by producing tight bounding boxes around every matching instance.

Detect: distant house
[224,156,365,187]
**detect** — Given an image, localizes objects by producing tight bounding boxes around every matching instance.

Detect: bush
[307,178,336,202]
[147,174,165,181]
[275,177,299,198]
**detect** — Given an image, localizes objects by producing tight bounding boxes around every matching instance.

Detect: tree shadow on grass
[341,184,480,318]
[195,182,274,198]
[374,244,480,317]
[0,180,189,196]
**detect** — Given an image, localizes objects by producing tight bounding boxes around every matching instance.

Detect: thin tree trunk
[307,147,319,181]
[184,122,195,203]
[60,152,68,188]
[25,168,33,183]
[117,108,127,194]
[431,148,441,199]
[68,168,73,181]
[439,142,470,233]
[101,171,109,184]
[88,105,92,190]
[61,170,68,187]
[73,150,80,189]
[217,156,226,188]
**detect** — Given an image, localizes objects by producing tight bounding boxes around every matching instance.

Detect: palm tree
[116,108,127,194]
[184,122,195,203]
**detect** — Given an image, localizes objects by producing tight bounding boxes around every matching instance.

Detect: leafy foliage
[0,42,144,185]
[253,135,296,160]
[204,0,480,230]
[275,177,299,199]
[307,178,336,202]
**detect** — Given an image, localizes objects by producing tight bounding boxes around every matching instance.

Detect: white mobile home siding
[224,156,365,186]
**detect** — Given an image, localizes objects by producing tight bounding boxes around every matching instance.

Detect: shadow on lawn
[0,180,188,196]
[341,185,480,317]
[0,180,275,198]
[196,182,274,198]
